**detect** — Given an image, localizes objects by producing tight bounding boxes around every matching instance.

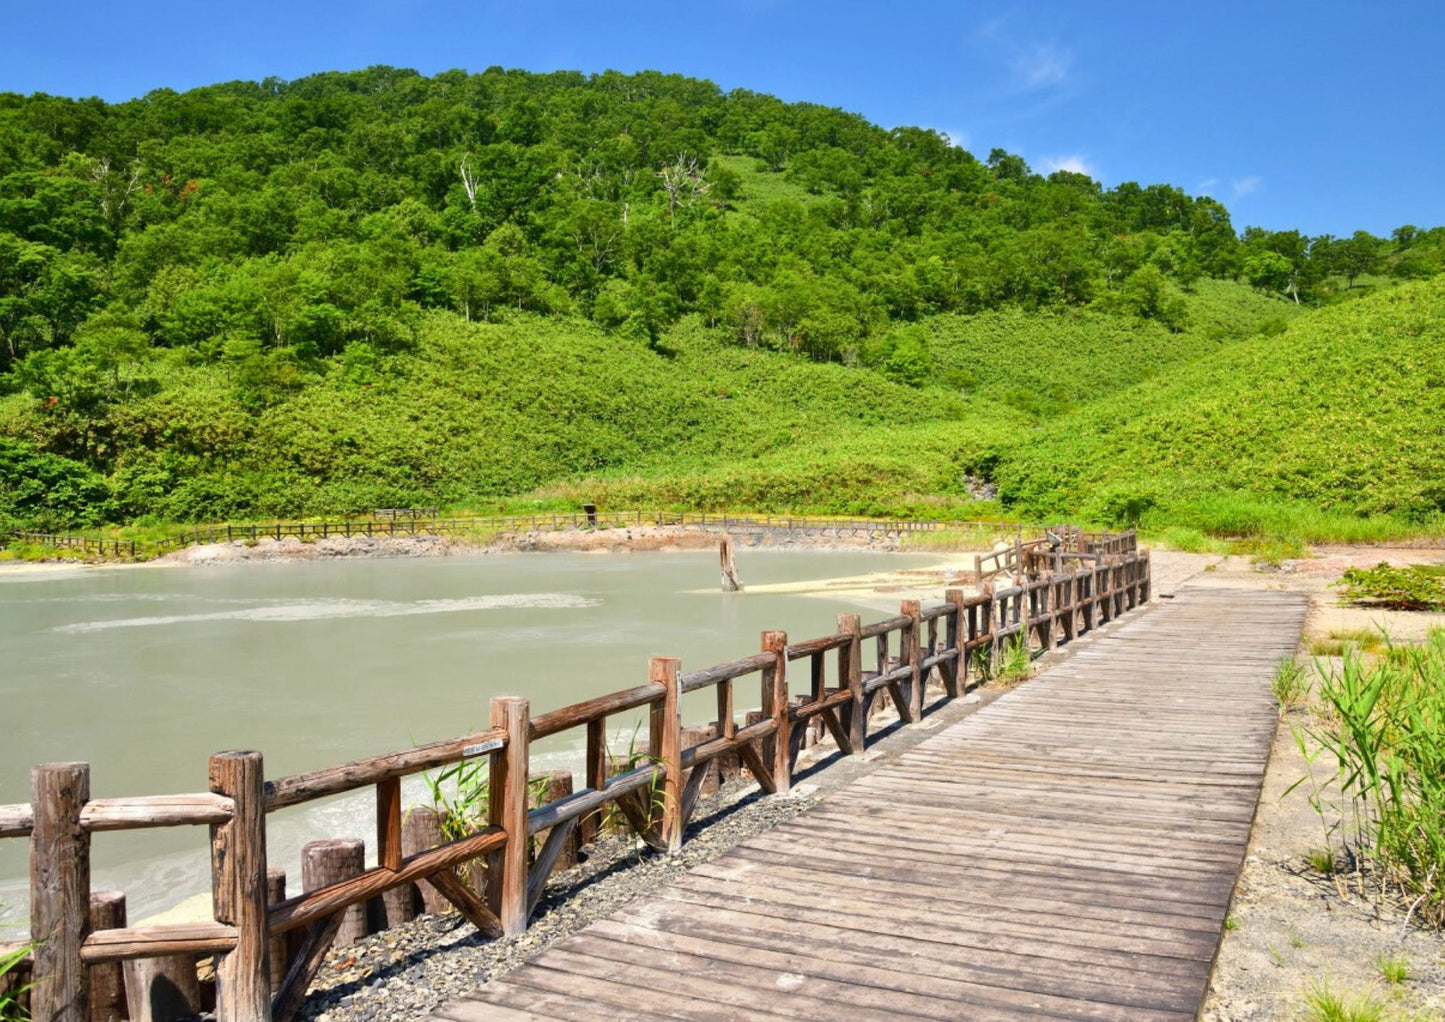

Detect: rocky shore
[154,524,911,567]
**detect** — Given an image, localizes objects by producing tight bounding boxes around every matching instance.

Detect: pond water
[0,549,936,931]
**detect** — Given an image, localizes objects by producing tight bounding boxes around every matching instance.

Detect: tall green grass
[1295,628,1445,928]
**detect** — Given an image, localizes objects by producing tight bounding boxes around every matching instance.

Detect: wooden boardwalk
[437,586,1308,1021]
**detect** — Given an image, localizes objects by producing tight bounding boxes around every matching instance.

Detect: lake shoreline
[148,524,917,567]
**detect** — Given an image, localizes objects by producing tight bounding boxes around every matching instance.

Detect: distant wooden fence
[0,539,1150,1022]
[2,512,1022,561]
[973,527,1137,583]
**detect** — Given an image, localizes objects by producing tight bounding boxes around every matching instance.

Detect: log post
[400,807,448,915]
[681,726,720,798]
[487,696,530,936]
[838,613,865,753]
[208,750,269,1022]
[376,779,414,929]
[31,762,91,1022]
[87,891,125,1022]
[300,840,366,947]
[121,957,201,1022]
[762,631,791,794]
[901,600,924,724]
[580,719,606,847]
[648,657,683,853]
[539,771,578,871]
[944,590,966,697]
[265,869,291,993]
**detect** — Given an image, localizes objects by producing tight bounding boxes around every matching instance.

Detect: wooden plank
[440,586,1306,1021]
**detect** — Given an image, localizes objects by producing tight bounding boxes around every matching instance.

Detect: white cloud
[1194,177,1220,195]
[936,128,970,149]
[1010,42,1072,91]
[1231,176,1263,198]
[1042,154,1095,177]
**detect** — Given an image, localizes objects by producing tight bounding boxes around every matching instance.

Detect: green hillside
[0,66,1440,539]
[987,275,1445,538]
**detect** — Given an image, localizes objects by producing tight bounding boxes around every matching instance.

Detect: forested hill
[1,66,1441,533]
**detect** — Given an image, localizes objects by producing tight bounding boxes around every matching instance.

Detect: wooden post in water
[208,750,269,1022]
[838,614,866,753]
[719,537,742,591]
[86,891,125,1022]
[30,762,91,1022]
[762,632,791,793]
[487,696,530,936]
[301,840,366,947]
[649,657,683,853]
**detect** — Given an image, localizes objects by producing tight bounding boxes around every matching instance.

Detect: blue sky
[3,0,1441,236]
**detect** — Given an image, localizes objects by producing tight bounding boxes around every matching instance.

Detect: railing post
[762,631,791,793]
[649,657,683,853]
[209,751,269,1022]
[487,696,530,936]
[30,762,90,1022]
[580,718,606,847]
[1140,552,1152,603]
[944,590,966,697]
[901,600,924,723]
[838,614,865,752]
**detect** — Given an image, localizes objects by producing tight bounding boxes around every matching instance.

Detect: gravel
[293,779,823,1022]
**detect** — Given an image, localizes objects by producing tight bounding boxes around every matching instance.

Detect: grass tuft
[1303,978,1385,1022]
[1375,953,1409,986]
[1272,658,1310,712]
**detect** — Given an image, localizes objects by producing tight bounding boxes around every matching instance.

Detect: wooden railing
[1,546,1150,1022]
[2,512,1022,561]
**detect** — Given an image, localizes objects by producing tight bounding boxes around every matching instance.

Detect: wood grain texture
[442,586,1305,1021]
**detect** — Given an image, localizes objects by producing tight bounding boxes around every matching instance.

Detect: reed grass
[1294,628,1445,928]
[0,941,30,1022]
[1272,658,1311,713]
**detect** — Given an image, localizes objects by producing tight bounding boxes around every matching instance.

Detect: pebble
[293,779,820,1022]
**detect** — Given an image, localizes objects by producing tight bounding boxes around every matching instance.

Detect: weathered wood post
[487,696,530,937]
[719,537,742,592]
[838,613,865,752]
[580,720,607,847]
[681,726,720,798]
[300,840,366,946]
[376,778,414,928]
[944,590,966,697]
[539,771,579,871]
[400,807,448,914]
[31,762,91,1022]
[208,750,270,1022]
[86,891,125,1022]
[121,956,201,1022]
[264,869,291,992]
[762,631,791,794]
[901,600,924,723]
[649,657,683,853]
